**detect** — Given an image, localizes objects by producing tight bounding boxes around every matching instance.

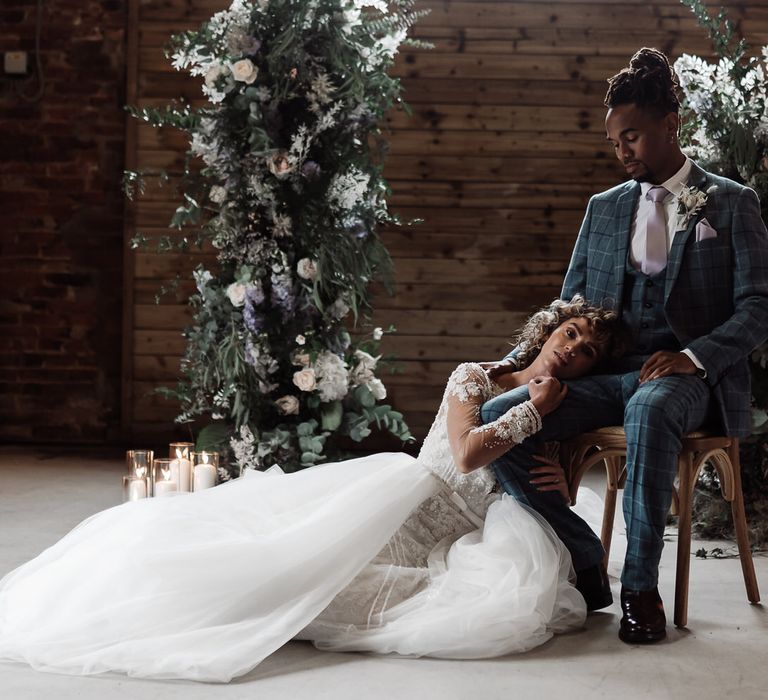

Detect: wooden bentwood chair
[560,428,761,627]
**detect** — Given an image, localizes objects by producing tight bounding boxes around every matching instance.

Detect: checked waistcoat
[621,256,680,360]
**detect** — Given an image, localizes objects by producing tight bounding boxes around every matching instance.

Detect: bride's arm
[446,364,548,474]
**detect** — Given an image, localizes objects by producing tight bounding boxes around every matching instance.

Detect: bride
[0,296,624,682]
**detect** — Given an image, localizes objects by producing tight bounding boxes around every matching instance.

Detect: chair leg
[600,456,620,571]
[674,451,694,628]
[727,441,761,604]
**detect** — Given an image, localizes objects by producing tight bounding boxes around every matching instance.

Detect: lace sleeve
[446,363,542,473]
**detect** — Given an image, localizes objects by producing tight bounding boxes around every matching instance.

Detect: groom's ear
[664,112,680,143]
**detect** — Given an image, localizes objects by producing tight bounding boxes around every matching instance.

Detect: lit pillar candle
[169,448,192,492]
[193,452,217,491]
[128,470,148,500]
[155,465,177,497]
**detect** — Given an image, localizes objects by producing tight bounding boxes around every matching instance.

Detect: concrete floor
[0,446,766,700]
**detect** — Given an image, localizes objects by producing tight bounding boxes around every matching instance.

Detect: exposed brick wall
[0,1,126,442]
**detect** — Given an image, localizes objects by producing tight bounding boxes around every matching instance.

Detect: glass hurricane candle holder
[168,442,194,460]
[126,450,153,479]
[168,445,193,492]
[191,451,219,492]
[152,458,180,497]
[122,475,149,502]
[124,450,152,498]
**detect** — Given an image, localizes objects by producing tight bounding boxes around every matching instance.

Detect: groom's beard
[624,163,652,183]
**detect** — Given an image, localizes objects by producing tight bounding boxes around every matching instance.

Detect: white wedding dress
[0,363,588,682]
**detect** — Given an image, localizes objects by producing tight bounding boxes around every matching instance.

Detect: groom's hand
[479,359,516,380]
[639,351,697,383]
[530,455,571,505]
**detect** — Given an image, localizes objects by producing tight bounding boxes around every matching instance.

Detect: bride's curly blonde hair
[512,295,627,369]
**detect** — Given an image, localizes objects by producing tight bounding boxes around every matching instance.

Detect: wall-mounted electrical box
[4,51,29,75]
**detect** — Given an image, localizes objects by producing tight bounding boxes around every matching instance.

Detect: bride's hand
[530,455,571,504]
[479,359,516,380]
[527,376,567,416]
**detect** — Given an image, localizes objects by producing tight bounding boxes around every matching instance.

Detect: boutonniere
[676,184,717,230]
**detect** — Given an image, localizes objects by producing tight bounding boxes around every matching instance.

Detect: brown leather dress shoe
[618,585,666,644]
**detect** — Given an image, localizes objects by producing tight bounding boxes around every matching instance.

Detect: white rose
[367,378,387,400]
[372,327,383,340]
[296,258,317,280]
[209,185,227,204]
[226,282,247,307]
[275,395,300,415]
[351,349,379,386]
[354,349,378,370]
[267,151,294,179]
[232,58,259,84]
[293,368,317,392]
[293,352,310,366]
[295,334,306,345]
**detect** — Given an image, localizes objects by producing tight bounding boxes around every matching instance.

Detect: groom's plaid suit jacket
[561,161,768,437]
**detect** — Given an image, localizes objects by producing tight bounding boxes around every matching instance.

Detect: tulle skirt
[0,452,588,682]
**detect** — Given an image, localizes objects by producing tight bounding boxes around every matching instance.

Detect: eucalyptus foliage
[125,0,430,475]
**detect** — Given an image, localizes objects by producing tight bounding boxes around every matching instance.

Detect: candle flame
[161,466,171,481]
[202,451,209,464]
[175,447,183,459]
[135,465,146,478]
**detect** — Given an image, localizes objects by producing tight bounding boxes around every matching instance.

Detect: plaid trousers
[481,370,711,590]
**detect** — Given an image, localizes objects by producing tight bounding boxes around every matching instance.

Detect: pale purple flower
[345,217,368,239]
[226,28,262,56]
[301,160,321,180]
[243,285,265,333]
[270,271,295,319]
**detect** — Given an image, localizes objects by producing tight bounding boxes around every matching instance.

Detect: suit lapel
[664,163,709,302]
[612,181,640,310]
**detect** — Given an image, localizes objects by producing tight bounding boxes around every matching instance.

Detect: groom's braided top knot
[604,47,681,117]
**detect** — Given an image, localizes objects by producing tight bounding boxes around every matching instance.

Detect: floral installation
[675,1,768,208]
[124,0,431,476]
[677,0,768,544]
[675,184,717,230]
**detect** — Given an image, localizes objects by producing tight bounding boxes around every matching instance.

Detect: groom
[482,48,768,643]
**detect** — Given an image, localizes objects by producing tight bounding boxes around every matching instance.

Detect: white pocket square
[695,218,718,242]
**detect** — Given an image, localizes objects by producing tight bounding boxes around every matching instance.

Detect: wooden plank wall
[125,0,768,442]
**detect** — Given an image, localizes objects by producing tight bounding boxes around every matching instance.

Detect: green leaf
[298,435,314,452]
[311,436,325,452]
[196,423,230,451]
[349,417,372,442]
[354,384,376,408]
[297,419,318,437]
[751,408,768,433]
[321,400,343,431]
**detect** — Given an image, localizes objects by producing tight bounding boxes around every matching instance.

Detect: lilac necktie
[642,185,670,275]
